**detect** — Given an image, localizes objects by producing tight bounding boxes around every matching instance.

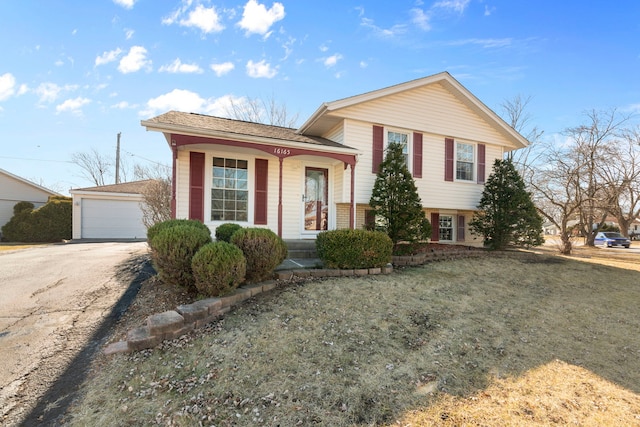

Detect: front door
[304,167,328,232]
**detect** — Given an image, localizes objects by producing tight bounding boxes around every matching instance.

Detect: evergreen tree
[469,158,544,250]
[369,142,431,249]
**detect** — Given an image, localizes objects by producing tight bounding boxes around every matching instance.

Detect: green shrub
[231,228,287,283]
[151,224,212,289]
[316,229,393,269]
[1,197,71,242]
[192,242,246,296]
[147,219,211,251]
[215,223,243,243]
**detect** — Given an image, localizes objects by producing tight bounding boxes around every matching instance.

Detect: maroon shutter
[189,152,205,222]
[413,132,423,178]
[372,125,384,173]
[445,138,454,181]
[477,143,486,184]
[457,215,465,242]
[431,212,439,242]
[254,159,268,225]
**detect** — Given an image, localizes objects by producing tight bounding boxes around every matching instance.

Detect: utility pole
[115,132,121,184]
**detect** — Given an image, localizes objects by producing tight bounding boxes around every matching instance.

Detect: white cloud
[34,82,78,104]
[140,89,249,117]
[56,97,91,115]
[95,48,123,66]
[323,54,343,68]
[164,2,224,34]
[141,89,206,117]
[246,59,278,78]
[319,44,329,52]
[433,0,470,13]
[113,0,136,9]
[18,84,29,95]
[112,101,137,109]
[238,0,285,37]
[159,58,204,74]
[118,46,152,73]
[360,17,407,38]
[360,61,368,68]
[124,28,135,39]
[210,61,235,77]
[411,8,431,31]
[0,73,16,101]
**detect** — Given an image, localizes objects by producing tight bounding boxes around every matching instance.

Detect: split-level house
[141,72,528,245]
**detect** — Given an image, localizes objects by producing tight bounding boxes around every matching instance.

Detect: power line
[0,156,73,163]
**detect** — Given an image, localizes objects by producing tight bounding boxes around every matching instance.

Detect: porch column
[278,157,283,237]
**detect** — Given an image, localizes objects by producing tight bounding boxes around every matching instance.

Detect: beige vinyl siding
[324,123,344,145]
[279,157,302,239]
[333,162,345,204]
[334,124,499,212]
[329,83,514,149]
[0,174,53,228]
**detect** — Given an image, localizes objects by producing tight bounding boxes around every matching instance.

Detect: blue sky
[1,0,639,193]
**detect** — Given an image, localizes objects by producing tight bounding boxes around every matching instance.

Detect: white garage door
[81,198,147,239]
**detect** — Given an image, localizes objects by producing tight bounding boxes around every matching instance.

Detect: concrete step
[284,240,317,259]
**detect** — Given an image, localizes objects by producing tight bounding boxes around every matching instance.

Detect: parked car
[594,232,631,248]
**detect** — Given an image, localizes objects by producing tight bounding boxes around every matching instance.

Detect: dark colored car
[594,232,631,248]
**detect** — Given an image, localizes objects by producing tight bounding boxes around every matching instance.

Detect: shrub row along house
[141,72,528,245]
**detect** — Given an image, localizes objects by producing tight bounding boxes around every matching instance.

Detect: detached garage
[71,180,154,240]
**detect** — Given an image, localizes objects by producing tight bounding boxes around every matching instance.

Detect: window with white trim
[387,130,410,166]
[439,215,453,241]
[211,157,248,221]
[456,142,474,181]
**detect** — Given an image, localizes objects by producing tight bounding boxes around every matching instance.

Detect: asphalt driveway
[0,241,151,426]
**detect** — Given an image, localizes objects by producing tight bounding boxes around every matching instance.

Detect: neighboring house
[70,180,154,240]
[0,168,60,233]
[141,72,528,245]
[629,219,640,239]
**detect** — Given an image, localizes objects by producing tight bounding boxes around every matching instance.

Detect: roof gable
[298,71,528,150]
[0,168,60,196]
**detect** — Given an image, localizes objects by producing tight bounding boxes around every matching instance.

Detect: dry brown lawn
[66,247,640,426]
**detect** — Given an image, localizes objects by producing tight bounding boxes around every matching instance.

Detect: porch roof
[142,111,356,152]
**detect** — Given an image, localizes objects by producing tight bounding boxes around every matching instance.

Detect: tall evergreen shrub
[469,158,544,250]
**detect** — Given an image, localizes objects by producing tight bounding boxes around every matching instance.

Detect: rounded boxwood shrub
[316,229,393,269]
[192,242,246,296]
[231,227,287,283]
[147,219,211,251]
[151,224,212,289]
[215,223,243,243]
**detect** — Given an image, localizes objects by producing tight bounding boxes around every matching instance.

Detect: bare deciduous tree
[529,108,631,252]
[225,94,299,128]
[134,163,172,227]
[71,148,112,186]
[566,109,629,245]
[500,94,544,179]
[602,126,640,237]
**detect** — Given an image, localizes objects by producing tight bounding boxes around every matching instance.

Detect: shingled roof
[142,111,353,150]
[72,179,156,194]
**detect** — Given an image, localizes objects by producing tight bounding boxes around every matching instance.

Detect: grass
[66,249,640,426]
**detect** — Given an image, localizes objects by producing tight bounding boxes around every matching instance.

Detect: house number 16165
[273,147,291,156]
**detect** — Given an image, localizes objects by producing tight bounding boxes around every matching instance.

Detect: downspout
[350,162,356,229]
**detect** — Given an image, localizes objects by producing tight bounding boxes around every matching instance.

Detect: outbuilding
[70,180,153,240]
